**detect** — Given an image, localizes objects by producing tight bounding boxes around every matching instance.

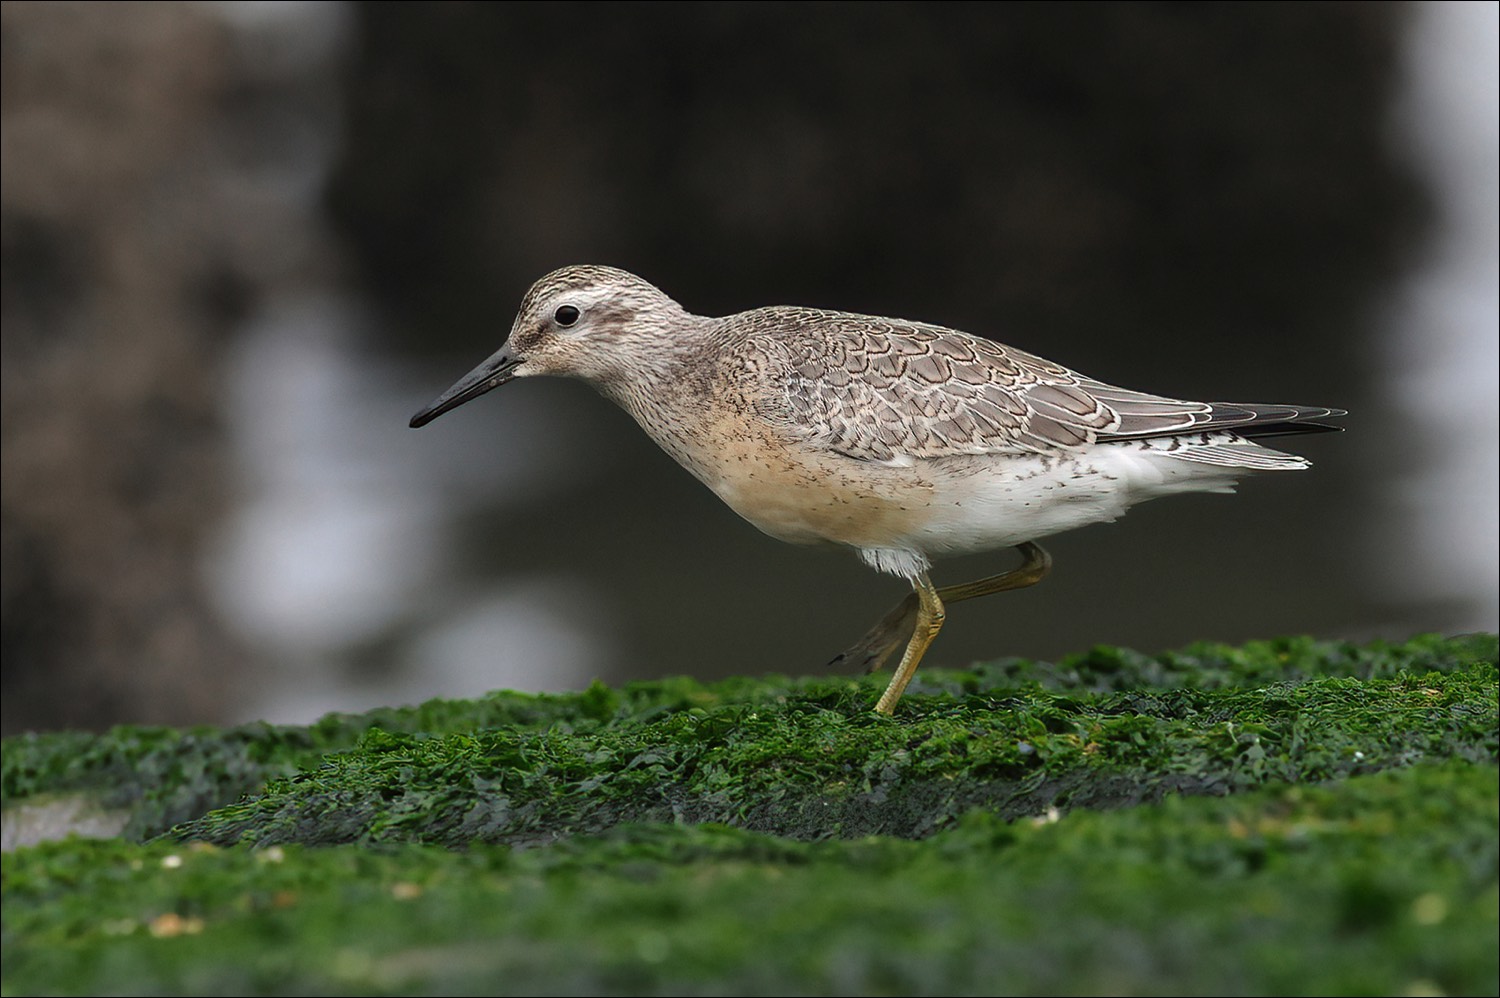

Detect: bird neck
[591,316,726,471]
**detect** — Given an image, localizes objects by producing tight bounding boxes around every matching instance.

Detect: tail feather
[1096,397,1347,443]
[1169,440,1311,471]
[1119,429,1318,472]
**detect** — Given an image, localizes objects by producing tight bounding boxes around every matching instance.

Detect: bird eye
[554,305,580,327]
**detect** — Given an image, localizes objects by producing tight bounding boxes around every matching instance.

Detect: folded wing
[757,309,1343,464]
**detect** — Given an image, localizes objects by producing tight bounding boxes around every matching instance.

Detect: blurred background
[2,2,1495,734]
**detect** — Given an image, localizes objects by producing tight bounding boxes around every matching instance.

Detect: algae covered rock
[3,633,1497,995]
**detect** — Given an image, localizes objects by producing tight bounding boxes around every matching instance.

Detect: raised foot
[827,592,920,675]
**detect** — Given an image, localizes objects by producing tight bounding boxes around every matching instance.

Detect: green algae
[3,633,1493,842]
[3,634,1497,994]
[0,685,631,840]
[4,763,1495,995]
[179,654,1497,848]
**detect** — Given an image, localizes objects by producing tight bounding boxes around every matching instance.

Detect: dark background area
[336,4,1413,375]
[3,2,1494,733]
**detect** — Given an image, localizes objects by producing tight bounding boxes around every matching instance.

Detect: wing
[745,308,1341,463]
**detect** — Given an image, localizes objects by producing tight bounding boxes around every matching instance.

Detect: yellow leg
[933,541,1052,605]
[874,572,945,716]
[836,541,1053,681]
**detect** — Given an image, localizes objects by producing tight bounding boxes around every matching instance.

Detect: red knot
[412,265,1343,715]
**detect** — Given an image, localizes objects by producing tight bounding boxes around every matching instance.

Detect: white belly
[911,445,1247,555]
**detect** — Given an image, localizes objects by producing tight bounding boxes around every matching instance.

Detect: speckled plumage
[412,265,1343,713]
[733,305,1337,469]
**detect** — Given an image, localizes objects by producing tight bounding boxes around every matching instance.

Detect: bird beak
[409,344,523,428]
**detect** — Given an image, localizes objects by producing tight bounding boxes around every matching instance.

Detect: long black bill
[409,345,522,428]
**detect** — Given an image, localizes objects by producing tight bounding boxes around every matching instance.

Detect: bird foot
[828,592,920,674]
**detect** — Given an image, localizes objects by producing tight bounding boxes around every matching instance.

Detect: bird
[410,266,1342,715]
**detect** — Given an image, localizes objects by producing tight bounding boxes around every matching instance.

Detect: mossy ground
[3,634,1497,995]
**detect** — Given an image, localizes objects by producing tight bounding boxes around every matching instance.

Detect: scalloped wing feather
[744,308,1340,465]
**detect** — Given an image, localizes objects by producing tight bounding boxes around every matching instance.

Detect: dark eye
[554,305,580,327]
